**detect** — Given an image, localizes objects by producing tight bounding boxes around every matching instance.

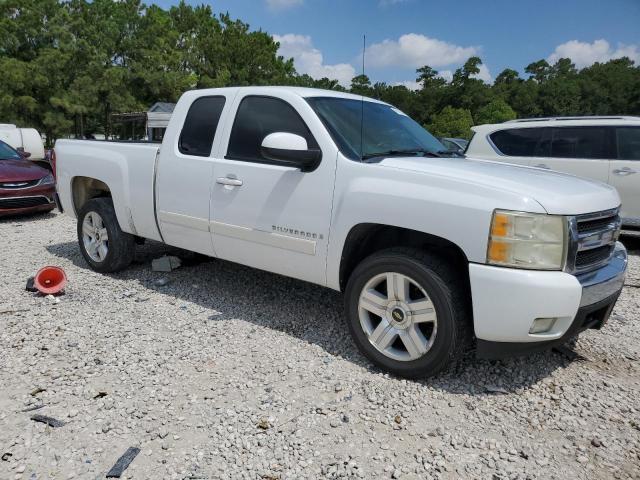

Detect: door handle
[533,163,550,169]
[216,176,243,186]
[613,167,636,176]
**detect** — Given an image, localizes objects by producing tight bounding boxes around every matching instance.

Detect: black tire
[344,247,471,379]
[77,197,135,273]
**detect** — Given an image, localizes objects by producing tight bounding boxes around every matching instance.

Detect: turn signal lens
[491,213,510,237]
[488,240,509,263]
[487,210,566,270]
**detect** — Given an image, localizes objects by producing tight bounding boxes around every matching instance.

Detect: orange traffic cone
[34,266,67,295]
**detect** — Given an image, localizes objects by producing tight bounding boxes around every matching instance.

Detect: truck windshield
[0,141,21,160]
[306,97,445,161]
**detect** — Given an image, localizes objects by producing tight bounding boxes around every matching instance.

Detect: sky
[151,0,640,89]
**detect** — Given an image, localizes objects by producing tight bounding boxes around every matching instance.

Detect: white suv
[466,117,640,228]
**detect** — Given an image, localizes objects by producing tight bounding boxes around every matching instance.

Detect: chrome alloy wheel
[358,272,438,362]
[82,211,109,262]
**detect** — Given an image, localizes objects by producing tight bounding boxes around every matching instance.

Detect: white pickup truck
[55,87,627,378]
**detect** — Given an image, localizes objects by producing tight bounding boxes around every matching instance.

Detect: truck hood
[378,156,620,215]
[0,159,49,182]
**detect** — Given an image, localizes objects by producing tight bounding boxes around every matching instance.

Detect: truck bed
[55,139,163,241]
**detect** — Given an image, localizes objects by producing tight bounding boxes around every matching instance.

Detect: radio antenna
[360,34,366,160]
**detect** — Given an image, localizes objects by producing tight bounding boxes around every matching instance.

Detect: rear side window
[226,96,318,163]
[616,127,640,160]
[550,127,608,159]
[179,96,226,157]
[489,128,550,157]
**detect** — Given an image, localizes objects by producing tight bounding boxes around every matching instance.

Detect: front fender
[326,159,545,290]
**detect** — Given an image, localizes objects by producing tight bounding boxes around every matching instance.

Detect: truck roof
[181,86,388,104]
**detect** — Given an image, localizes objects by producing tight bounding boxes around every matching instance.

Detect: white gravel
[1,211,639,480]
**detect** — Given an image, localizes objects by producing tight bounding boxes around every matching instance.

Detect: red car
[0,140,56,217]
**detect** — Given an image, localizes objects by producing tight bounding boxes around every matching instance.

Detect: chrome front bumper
[577,242,627,307]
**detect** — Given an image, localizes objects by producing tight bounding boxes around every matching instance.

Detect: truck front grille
[577,214,618,235]
[567,209,621,274]
[575,245,614,269]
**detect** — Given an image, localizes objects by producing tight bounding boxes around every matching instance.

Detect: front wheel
[77,197,135,273]
[344,248,470,379]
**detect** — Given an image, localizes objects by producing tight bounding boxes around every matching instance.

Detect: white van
[466,117,640,228]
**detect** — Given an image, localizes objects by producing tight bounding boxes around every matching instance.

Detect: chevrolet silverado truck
[54,87,627,378]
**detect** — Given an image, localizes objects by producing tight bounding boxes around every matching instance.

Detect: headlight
[40,173,55,185]
[487,210,566,270]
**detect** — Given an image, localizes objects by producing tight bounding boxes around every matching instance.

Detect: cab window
[226,96,319,164]
[179,96,226,157]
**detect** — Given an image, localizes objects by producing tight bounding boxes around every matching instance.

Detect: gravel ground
[1,211,639,480]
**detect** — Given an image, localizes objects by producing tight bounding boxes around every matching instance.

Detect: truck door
[209,92,338,285]
[155,94,230,255]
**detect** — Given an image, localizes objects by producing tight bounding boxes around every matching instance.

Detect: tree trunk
[104,102,111,139]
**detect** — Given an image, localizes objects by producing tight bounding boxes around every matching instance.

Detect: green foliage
[428,106,474,139]
[474,98,517,124]
[0,0,296,144]
[1,0,640,145]
[350,74,372,96]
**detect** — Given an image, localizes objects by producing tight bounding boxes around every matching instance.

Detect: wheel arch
[71,176,112,218]
[338,223,471,293]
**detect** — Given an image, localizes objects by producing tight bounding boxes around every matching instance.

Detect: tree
[0,0,298,143]
[448,57,493,118]
[474,98,516,124]
[1,0,640,144]
[0,0,75,142]
[350,74,372,96]
[536,58,581,116]
[492,68,542,118]
[494,68,520,85]
[579,57,640,114]
[428,106,474,139]
[413,65,448,125]
[525,60,551,83]
[416,66,447,89]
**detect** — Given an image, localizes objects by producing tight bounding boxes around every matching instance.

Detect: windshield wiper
[361,149,440,161]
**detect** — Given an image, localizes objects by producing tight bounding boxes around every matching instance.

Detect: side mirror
[260,132,321,172]
[17,147,31,159]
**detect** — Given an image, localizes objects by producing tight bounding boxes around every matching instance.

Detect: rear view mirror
[261,132,321,172]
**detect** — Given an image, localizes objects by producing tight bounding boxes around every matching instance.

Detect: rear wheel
[77,198,135,272]
[344,248,470,378]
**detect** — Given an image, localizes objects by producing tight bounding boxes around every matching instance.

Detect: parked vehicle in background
[438,137,469,154]
[55,87,626,378]
[0,140,56,217]
[0,124,50,171]
[466,117,640,229]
